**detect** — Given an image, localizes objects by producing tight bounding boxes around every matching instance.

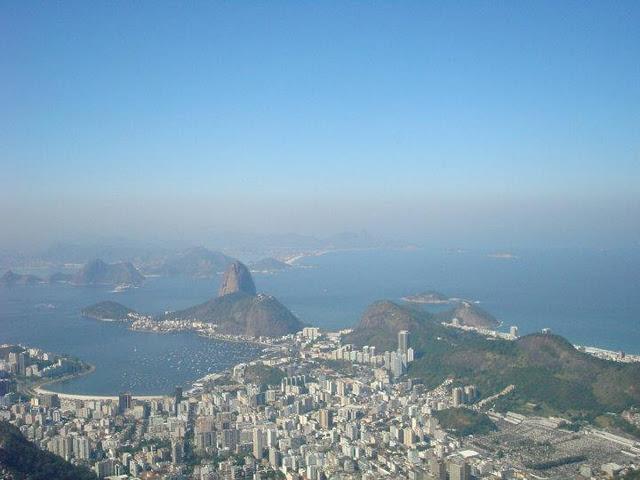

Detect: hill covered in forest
[345,301,640,418]
[0,421,97,480]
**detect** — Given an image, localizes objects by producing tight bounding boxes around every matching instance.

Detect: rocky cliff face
[218,261,256,297]
[160,262,302,337]
[153,247,236,277]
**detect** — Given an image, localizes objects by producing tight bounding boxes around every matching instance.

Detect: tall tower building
[118,392,132,414]
[448,459,471,480]
[18,352,28,376]
[391,351,404,378]
[429,456,447,480]
[173,386,183,416]
[252,428,264,459]
[452,387,464,407]
[398,330,409,355]
[319,409,334,430]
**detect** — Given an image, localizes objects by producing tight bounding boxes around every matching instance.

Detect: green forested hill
[345,301,640,418]
[0,421,97,480]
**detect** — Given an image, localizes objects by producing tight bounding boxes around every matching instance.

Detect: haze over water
[1,247,638,395]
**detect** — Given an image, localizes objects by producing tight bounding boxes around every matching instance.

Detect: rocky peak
[218,261,256,297]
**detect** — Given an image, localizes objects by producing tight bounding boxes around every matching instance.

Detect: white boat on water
[112,284,132,293]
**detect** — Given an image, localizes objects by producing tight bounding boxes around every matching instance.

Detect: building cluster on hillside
[316,330,415,379]
[1,333,639,480]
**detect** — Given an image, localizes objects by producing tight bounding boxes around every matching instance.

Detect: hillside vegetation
[345,301,640,418]
[0,421,97,480]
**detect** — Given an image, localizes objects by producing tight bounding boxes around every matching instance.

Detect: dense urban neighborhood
[2,324,639,480]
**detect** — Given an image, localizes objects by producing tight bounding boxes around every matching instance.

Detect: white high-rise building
[253,428,264,459]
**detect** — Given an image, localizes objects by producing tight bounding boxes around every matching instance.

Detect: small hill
[444,301,499,328]
[434,408,497,437]
[162,291,303,337]
[345,300,450,353]
[357,300,426,332]
[218,261,256,297]
[0,271,44,287]
[243,364,287,387]
[82,301,137,321]
[154,247,235,277]
[346,300,640,417]
[249,257,291,272]
[72,259,145,286]
[0,421,97,480]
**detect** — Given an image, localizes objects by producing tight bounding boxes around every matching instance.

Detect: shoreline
[30,363,164,400]
[442,321,640,360]
[24,329,640,402]
[283,246,395,265]
[33,386,164,401]
[23,327,266,400]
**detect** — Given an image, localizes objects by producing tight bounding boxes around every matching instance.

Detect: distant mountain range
[0,259,143,288]
[0,270,44,287]
[72,259,145,286]
[345,301,640,417]
[146,246,236,278]
[7,231,405,268]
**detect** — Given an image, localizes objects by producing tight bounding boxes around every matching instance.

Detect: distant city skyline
[1,2,639,250]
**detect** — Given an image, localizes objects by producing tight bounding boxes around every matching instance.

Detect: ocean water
[0,247,638,395]
[259,247,640,353]
[0,278,262,395]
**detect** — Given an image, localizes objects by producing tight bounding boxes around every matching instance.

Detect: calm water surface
[1,247,638,394]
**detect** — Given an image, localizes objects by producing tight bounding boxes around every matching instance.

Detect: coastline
[33,386,164,402]
[25,323,266,399]
[30,363,165,401]
[283,246,394,265]
[23,326,640,403]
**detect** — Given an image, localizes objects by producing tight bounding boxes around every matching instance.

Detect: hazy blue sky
[1,1,638,249]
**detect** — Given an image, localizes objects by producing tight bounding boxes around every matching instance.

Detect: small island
[81,301,138,322]
[402,290,451,304]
